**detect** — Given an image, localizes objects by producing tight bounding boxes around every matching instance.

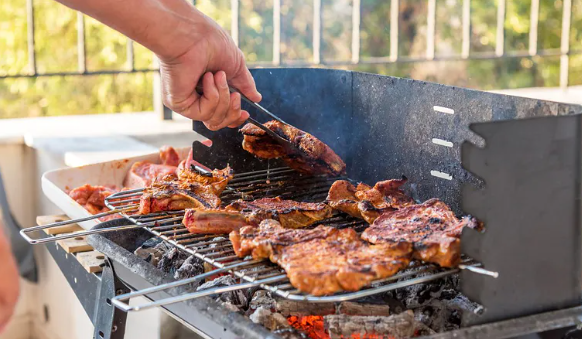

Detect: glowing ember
[287,316,393,339]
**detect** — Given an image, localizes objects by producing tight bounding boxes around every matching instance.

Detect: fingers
[228,110,250,128]
[229,67,262,103]
[203,72,231,129]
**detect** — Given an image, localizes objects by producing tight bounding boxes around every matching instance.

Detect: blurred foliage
[0,0,581,119]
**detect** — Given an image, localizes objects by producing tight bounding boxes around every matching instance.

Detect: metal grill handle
[112,269,286,312]
[20,206,138,244]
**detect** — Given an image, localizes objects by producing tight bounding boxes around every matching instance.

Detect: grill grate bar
[104,166,481,302]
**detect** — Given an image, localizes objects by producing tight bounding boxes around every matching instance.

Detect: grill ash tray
[87,219,277,339]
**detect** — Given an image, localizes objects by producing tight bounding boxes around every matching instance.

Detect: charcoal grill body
[193,68,582,327]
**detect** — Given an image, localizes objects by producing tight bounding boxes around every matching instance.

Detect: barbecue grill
[23,68,582,339]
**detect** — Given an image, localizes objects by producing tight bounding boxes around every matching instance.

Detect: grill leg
[93,261,129,339]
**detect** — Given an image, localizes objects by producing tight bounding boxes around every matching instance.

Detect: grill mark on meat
[361,199,481,268]
[229,220,412,296]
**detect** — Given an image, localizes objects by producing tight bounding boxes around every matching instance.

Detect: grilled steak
[240,120,346,176]
[123,146,180,189]
[361,199,481,267]
[182,197,333,234]
[326,178,414,223]
[230,220,412,296]
[226,197,333,228]
[138,166,232,215]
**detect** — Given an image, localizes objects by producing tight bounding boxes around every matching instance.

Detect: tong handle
[21,223,145,244]
[111,266,286,312]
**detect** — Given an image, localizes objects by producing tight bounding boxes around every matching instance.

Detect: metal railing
[1,0,580,120]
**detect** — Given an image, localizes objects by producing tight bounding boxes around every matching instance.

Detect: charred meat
[240,120,346,177]
[230,220,412,296]
[361,199,481,267]
[138,166,233,215]
[326,178,414,223]
[182,197,333,234]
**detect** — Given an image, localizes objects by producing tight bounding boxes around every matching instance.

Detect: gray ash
[197,275,249,309]
[174,255,205,280]
[157,247,189,277]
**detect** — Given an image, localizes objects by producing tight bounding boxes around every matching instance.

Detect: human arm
[0,224,19,334]
[56,0,261,130]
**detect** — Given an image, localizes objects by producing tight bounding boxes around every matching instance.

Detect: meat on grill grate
[326,178,415,223]
[182,197,333,234]
[362,199,481,267]
[240,120,346,177]
[138,166,232,214]
[230,220,412,296]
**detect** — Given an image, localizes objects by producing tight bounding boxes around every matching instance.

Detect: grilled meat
[326,178,414,223]
[183,209,247,234]
[123,146,180,189]
[138,166,232,215]
[240,120,346,176]
[361,199,481,267]
[182,197,333,234]
[226,197,333,228]
[230,220,412,296]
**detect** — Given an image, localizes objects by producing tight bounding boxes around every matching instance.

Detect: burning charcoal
[157,247,189,276]
[249,290,276,312]
[336,301,390,316]
[272,328,310,339]
[196,275,248,308]
[174,255,204,281]
[324,311,416,339]
[275,299,335,317]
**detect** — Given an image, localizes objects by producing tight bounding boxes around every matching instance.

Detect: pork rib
[230,220,412,296]
[240,120,346,177]
[182,197,333,234]
[326,178,414,223]
[138,166,232,215]
[361,199,481,267]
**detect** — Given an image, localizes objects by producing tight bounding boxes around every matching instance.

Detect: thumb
[229,67,262,103]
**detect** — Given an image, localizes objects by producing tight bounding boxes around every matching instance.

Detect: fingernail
[218,72,228,89]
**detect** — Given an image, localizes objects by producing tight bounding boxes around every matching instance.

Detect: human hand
[158,17,261,131]
[0,225,19,334]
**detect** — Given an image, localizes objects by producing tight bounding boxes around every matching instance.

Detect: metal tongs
[195,85,300,153]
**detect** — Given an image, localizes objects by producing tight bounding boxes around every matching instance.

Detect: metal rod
[126,39,135,71]
[23,224,145,244]
[426,0,436,60]
[77,12,86,73]
[231,0,239,46]
[529,0,539,56]
[351,0,361,64]
[560,0,572,89]
[273,0,281,65]
[390,0,399,61]
[113,261,251,303]
[26,0,36,75]
[0,69,158,79]
[313,0,322,64]
[495,0,506,57]
[113,275,287,312]
[461,0,471,59]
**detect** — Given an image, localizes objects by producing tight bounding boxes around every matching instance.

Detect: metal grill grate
[105,167,485,303]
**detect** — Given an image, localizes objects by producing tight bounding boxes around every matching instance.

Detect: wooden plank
[76,251,105,273]
[57,235,93,253]
[36,215,83,235]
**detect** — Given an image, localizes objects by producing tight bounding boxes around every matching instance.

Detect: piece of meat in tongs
[182,197,333,234]
[230,219,412,296]
[138,166,233,215]
[326,177,415,223]
[240,120,346,177]
[362,198,482,267]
